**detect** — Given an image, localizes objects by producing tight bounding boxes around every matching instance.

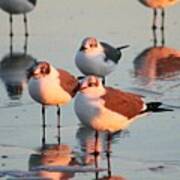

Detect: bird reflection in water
[133,26,180,87]
[29,144,77,180]
[134,46,180,86]
[76,126,126,180]
[0,36,37,100]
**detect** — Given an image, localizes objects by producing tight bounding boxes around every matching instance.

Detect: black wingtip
[117,45,130,51]
[141,102,173,113]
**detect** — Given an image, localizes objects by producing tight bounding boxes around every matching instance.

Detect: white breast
[74,92,133,132]
[28,75,71,106]
[74,92,100,126]
[75,51,116,77]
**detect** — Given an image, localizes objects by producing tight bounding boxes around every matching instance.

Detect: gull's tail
[117,45,130,51]
[141,102,173,113]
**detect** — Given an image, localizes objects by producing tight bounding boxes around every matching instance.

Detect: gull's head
[79,37,102,53]
[27,61,51,79]
[79,75,105,96]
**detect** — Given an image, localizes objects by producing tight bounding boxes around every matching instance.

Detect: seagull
[75,37,129,84]
[0,0,37,36]
[27,61,79,144]
[138,0,179,30]
[74,75,173,133]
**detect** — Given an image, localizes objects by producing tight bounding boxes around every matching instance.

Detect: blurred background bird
[0,0,37,36]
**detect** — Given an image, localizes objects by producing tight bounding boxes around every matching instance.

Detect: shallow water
[0,0,180,179]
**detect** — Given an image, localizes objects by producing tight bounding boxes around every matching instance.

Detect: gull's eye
[88,82,97,87]
[89,44,93,48]
[41,66,46,73]
[89,82,94,87]
[89,43,97,48]
[40,64,50,74]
